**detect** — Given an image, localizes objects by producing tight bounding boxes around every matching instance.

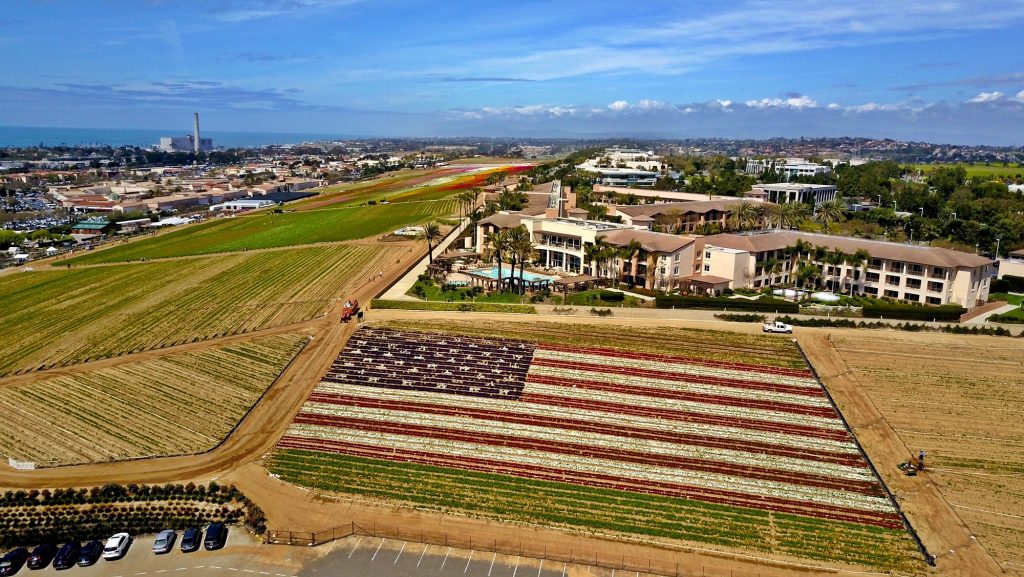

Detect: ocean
[0,125,357,148]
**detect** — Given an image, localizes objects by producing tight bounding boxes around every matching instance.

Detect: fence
[266,521,852,577]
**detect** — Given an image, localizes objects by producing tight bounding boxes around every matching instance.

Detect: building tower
[193,112,201,154]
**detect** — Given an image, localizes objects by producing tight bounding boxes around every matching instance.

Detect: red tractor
[341,298,360,323]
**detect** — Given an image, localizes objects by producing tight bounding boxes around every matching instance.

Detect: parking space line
[464,550,475,573]
[512,555,520,577]
[348,536,363,558]
[488,552,497,576]
[537,560,544,577]
[440,547,451,572]
[371,538,386,561]
[394,541,407,564]
[417,544,429,567]
[176,569,187,572]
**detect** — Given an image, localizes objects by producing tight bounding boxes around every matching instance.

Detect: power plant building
[156,113,213,152]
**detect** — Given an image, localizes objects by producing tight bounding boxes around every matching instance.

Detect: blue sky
[3,0,1024,144]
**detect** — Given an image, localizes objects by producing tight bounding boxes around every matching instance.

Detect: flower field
[0,244,401,375]
[270,326,920,570]
[62,199,454,265]
[0,332,307,466]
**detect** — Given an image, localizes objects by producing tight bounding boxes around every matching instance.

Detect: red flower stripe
[305,392,864,466]
[293,412,883,496]
[519,392,851,442]
[526,373,839,419]
[530,357,821,397]
[537,344,813,378]
[277,435,902,530]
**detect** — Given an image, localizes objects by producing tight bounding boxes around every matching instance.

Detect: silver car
[152,530,176,555]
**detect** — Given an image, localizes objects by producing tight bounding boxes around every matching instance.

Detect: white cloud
[744,95,818,108]
[968,91,1004,103]
[608,100,630,111]
[1014,90,1024,103]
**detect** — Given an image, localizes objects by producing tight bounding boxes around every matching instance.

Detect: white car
[102,533,131,560]
[762,320,794,334]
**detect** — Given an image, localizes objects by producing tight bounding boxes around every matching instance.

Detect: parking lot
[14,532,310,577]
[301,536,630,577]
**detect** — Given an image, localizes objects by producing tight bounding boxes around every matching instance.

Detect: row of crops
[0,332,308,466]
[62,198,455,265]
[0,244,402,375]
[270,326,920,571]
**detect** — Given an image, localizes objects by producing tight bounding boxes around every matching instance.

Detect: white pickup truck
[762,320,793,334]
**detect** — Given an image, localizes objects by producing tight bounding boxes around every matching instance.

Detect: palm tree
[779,203,811,229]
[419,222,442,265]
[484,229,510,291]
[622,239,643,285]
[814,199,847,231]
[727,201,764,232]
[846,248,870,294]
[825,249,847,292]
[506,225,534,294]
[796,264,820,291]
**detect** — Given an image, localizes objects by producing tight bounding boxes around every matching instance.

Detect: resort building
[476,212,695,290]
[998,249,1024,279]
[611,200,774,233]
[746,183,837,207]
[587,168,659,188]
[744,158,831,180]
[694,231,994,309]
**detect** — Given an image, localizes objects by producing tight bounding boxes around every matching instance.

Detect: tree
[825,249,848,292]
[507,225,535,294]
[796,264,820,290]
[484,229,510,291]
[727,201,764,231]
[622,239,644,285]
[846,248,871,293]
[814,199,847,231]
[419,222,442,265]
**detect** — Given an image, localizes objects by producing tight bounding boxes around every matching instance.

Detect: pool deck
[379,218,470,301]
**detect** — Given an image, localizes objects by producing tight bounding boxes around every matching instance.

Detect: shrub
[714,313,767,323]
[597,290,624,302]
[860,302,965,321]
[370,299,536,314]
[589,308,613,317]
[992,275,1024,293]
[655,295,799,313]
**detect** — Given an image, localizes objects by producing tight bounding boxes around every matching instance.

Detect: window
[866,272,880,282]
[703,264,710,272]
[704,251,711,259]
[864,286,878,295]
[884,289,899,298]
[931,267,946,279]
[906,279,921,290]
[928,281,943,293]
[672,265,679,275]
[908,264,924,275]
[868,258,883,270]
[753,280,761,288]
[889,262,904,273]
[926,297,942,305]
[904,293,919,302]
[885,275,900,286]
[674,253,680,262]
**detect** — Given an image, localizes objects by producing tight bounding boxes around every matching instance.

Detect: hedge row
[655,295,799,313]
[370,299,537,314]
[992,275,1024,293]
[860,302,965,321]
[772,316,1016,336]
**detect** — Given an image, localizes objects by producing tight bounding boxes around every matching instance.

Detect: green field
[904,163,1024,180]
[989,293,1024,306]
[0,244,402,375]
[268,449,919,572]
[63,199,454,265]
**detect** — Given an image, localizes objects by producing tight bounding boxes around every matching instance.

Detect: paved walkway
[380,219,469,301]
[962,303,1019,324]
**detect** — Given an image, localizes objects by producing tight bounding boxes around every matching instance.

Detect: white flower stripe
[524,381,847,431]
[534,349,820,388]
[311,382,862,455]
[300,401,876,482]
[286,424,894,514]
[527,365,833,408]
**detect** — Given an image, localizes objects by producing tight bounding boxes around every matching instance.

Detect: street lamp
[877,195,882,206]
[893,201,898,211]
[903,222,913,244]
[919,207,924,217]
[995,237,1002,259]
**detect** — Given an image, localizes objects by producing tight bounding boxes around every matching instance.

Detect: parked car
[102,533,131,561]
[180,528,202,553]
[52,542,81,570]
[77,541,102,567]
[26,545,56,570]
[203,523,227,550]
[0,548,29,576]
[762,320,793,334]
[152,530,176,555]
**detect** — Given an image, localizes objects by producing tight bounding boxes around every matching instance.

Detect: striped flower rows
[278,329,903,531]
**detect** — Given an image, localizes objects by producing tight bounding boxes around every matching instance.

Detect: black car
[26,545,56,570]
[77,541,102,567]
[180,528,202,553]
[52,542,81,570]
[203,523,227,550]
[0,548,29,576]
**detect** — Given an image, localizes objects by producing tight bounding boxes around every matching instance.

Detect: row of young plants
[370,299,537,314]
[0,482,267,548]
[712,313,1018,336]
[268,448,919,571]
[655,295,800,313]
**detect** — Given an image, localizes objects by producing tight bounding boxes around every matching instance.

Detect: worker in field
[918,450,926,471]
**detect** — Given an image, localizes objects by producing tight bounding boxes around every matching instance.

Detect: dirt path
[799,331,1004,577]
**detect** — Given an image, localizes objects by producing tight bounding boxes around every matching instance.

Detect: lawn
[62,199,454,265]
[989,292,1024,306]
[269,324,920,571]
[0,332,307,466]
[0,244,403,375]
[904,163,1024,180]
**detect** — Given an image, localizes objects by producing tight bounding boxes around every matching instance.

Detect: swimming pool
[466,266,556,282]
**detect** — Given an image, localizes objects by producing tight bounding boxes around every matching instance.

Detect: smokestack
[193,112,201,154]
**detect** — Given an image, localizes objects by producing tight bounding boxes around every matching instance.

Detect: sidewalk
[962,303,1018,324]
[380,219,469,301]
